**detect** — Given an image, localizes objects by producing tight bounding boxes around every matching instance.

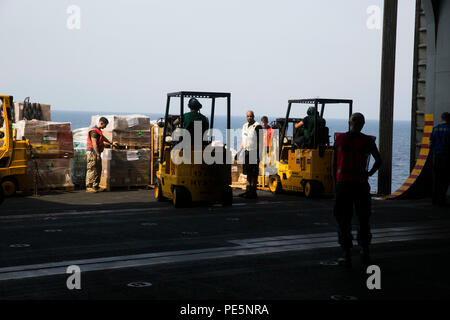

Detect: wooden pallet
[29,185,76,195]
[104,145,150,150]
[231,183,247,190]
[99,184,151,192]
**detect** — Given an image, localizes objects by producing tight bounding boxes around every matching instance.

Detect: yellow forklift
[268,98,353,198]
[0,95,30,203]
[154,91,233,208]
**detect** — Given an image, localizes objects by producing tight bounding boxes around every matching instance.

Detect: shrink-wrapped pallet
[100,149,151,189]
[27,158,74,191]
[90,115,152,147]
[71,127,89,185]
[231,163,243,184]
[15,120,74,158]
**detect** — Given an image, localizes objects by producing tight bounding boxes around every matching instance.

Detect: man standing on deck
[261,116,273,154]
[236,110,262,199]
[86,117,118,193]
[430,112,450,206]
[332,113,382,267]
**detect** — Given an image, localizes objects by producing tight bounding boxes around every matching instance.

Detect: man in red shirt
[332,113,382,267]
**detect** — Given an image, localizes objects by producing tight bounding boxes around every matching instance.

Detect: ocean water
[52,110,411,193]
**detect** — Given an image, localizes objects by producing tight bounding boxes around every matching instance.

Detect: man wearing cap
[86,117,118,193]
[173,98,209,143]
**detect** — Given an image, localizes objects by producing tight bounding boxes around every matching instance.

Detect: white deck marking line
[0,226,449,281]
[0,207,170,220]
[229,225,450,245]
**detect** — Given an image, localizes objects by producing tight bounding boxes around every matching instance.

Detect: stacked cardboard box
[90,115,152,189]
[90,115,151,148]
[231,162,248,189]
[100,149,151,189]
[26,158,74,191]
[15,120,75,191]
[231,163,243,184]
[15,120,74,158]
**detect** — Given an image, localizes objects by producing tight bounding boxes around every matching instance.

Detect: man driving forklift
[293,106,326,148]
[173,98,209,142]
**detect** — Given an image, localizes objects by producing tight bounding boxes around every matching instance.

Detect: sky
[0,0,416,120]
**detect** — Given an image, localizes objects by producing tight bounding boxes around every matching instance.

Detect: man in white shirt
[236,110,262,199]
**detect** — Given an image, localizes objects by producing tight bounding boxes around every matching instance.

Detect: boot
[337,249,352,268]
[239,186,251,198]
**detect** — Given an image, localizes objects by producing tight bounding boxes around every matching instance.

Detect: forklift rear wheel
[0,185,4,205]
[173,186,191,208]
[155,179,166,202]
[304,180,323,198]
[269,175,282,194]
[1,177,17,197]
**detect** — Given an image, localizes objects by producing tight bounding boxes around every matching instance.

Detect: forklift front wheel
[269,175,282,194]
[173,186,191,208]
[1,177,17,197]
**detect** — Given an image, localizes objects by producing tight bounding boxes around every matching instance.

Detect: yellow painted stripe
[416,160,426,166]
[387,113,433,199]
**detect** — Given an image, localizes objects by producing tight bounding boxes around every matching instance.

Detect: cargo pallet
[99,184,150,192]
[28,185,76,195]
[104,145,150,150]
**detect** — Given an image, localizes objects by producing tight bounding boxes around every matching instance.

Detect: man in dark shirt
[294,107,326,148]
[173,98,209,149]
[430,112,450,206]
